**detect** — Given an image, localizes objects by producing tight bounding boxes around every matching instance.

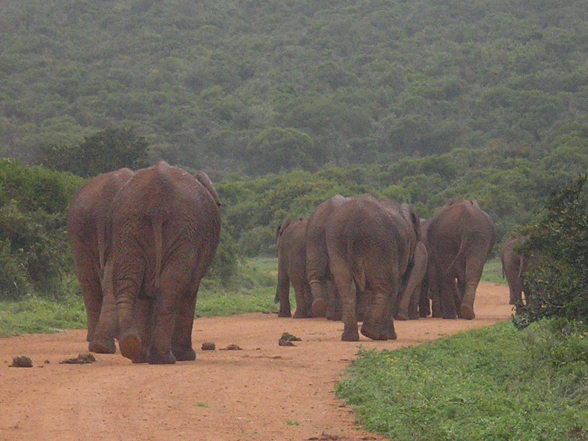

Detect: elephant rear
[110,161,221,364]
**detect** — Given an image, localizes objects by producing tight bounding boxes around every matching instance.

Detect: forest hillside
[1,0,587,177]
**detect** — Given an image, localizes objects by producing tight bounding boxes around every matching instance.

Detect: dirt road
[0,282,511,441]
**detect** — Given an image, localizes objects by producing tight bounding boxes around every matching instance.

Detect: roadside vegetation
[336,319,587,441]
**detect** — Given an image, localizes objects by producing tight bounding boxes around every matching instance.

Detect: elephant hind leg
[310,280,328,317]
[172,291,197,361]
[330,253,358,341]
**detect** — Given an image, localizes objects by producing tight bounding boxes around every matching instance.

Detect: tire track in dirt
[0,282,511,441]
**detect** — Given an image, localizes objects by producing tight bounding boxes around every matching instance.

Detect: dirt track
[0,282,511,441]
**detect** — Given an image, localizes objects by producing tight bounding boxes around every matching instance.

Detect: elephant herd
[68,162,531,364]
[67,161,221,364]
[276,195,499,341]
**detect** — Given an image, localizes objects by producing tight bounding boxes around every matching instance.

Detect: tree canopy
[0,0,586,176]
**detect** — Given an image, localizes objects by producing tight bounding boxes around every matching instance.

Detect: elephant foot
[311,298,327,317]
[173,348,196,361]
[119,331,142,360]
[361,323,388,341]
[278,310,292,318]
[89,338,116,354]
[460,304,475,320]
[132,351,149,364]
[341,328,359,341]
[149,350,176,364]
[293,310,311,319]
[395,312,409,321]
[442,314,457,319]
[326,310,342,321]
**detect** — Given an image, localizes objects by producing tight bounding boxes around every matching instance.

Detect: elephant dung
[201,342,216,351]
[60,353,96,364]
[10,356,33,368]
[279,332,302,346]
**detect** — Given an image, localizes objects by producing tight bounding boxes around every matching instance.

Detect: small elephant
[501,235,536,306]
[275,218,313,318]
[326,196,419,341]
[111,161,221,364]
[426,199,496,320]
[67,168,134,354]
[306,194,348,320]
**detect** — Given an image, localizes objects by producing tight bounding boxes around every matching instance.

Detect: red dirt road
[0,282,511,441]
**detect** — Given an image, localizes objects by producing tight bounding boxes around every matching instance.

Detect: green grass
[336,319,587,441]
[481,258,505,284]
[0,294,86,337]
[0,257,280,336]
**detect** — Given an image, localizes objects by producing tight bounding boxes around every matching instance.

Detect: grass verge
[336,319,587,441]
[0,257,279,336]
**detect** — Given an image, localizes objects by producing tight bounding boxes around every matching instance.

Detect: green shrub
[515,175,588,326]
[0,160,83,299]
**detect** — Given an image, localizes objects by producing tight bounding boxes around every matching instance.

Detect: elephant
[501,235,535,306]
[275,218,313,318]
[395,240,428,320]
[110,161,221,364]
[67,168,134,354]
[306,194,349,320]
[426,199,496,320]
[325,195,419,341]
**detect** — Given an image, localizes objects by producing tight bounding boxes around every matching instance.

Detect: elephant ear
[276,218,292,243]
[194,172,222,207]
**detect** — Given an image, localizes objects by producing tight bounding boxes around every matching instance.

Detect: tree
[44,128,151,177]
[246,127,318,175]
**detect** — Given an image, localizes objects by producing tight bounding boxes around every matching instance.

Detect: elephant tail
[447,236,468,272]
[96,222,107,275]
[148,207,167,297]
[352,257,367,293]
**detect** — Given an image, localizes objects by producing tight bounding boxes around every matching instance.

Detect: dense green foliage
[218,126,588,255]
[515,175,588,326]
[337,320,587,441]
[1,0,587,176]
[0,159,83,298]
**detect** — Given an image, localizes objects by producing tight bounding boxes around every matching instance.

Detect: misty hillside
[1,0,587,176]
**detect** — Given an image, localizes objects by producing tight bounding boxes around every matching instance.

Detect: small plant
[286,420,300,426]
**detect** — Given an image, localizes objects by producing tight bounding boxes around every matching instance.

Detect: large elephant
[326,196,419,341]
[501,235,535,306]
[426,199,495,320]
[67,168,134,354]
[395,240,428,320]
[111,161,221,364]
[306,194,348,320]
[275,218,312,318]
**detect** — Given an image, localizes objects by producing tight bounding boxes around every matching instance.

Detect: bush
[514,175,588,326]
[0,160,83,299]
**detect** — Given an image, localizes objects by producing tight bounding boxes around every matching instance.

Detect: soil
[0,282,511,441]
